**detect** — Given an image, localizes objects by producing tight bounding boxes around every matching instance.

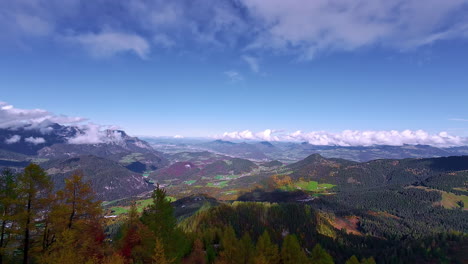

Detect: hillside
[42,155,154,201]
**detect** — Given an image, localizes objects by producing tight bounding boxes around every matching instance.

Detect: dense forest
[1,164,467,263]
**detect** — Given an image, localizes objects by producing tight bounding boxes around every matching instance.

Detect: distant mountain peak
[213,139,235,145]
[259,141,275,147]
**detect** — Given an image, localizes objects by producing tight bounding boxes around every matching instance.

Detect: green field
[207,181,229,188]
[214,175,239,180]
[281,180,335,192]
[108,196,177,215]
[119,153,144,164]
[184,180,197,185]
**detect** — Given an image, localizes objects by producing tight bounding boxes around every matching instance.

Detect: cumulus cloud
[5,135,21,144]
[68,32,150,59]
[0,102,86,131]
[224,70,244,82]
[25,136,45,145]
[217,129,467,147]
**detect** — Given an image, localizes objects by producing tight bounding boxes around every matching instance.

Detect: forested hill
[284,154,468,191]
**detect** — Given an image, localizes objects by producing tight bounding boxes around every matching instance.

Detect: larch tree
[254,230,279,264]
[40,172,104,263]
[0,169,19,264]
[17,164,53,264]
[280,234,308,264]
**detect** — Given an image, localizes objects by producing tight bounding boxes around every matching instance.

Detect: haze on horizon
[1,0,468,144]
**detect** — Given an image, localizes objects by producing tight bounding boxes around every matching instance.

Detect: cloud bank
[217,129,467,147]
[0,102,85,131]
[2,0,468,60]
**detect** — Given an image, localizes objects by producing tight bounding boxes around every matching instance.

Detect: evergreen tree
[141,184,189,262]
[280,234,308,264]
[310,244,334,264]
[345,255,360,264]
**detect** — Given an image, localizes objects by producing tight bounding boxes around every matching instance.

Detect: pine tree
[310,244,334,264]
[281,234,308,264]
[141,185,189,262]
[345,255,360,264]
[17,164,53,264]
[254,230,279,264]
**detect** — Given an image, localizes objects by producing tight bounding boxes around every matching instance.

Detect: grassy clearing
[409,186,467,210]
[108,196,177,216]
[438,192,468,210]
[214,175,239,180]
[184,180,197,185]
[281,180,335,192]
[119,153,143,164]
[206,181,229,188]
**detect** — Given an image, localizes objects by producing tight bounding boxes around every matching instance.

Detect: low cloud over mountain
[217,129,467,147]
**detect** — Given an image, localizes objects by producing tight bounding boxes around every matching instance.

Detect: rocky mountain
[0,123,168,200]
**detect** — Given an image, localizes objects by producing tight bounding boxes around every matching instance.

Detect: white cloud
[3,0,468,59]
[67,124,126,145]
[224,70,244,82]
[5,135,21,144]
[0,102,86,131]
[68,32,150,59]
[240,0,468,58]
[174,135,184,139]
[217,129,467,147]
[25,136,45,145]
[242,55,260,73]
[67,123,106,144]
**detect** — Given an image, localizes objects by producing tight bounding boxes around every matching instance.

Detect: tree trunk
[23,196,31,264]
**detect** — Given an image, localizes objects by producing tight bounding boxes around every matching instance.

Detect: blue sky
[1,0,468,144]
